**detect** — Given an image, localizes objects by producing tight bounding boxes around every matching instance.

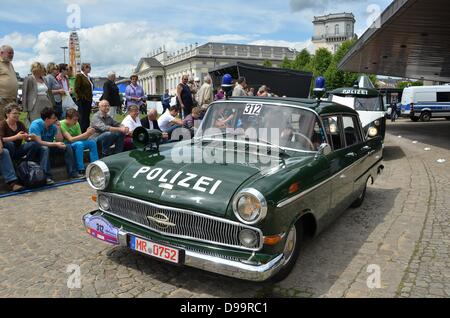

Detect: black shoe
[70,173,85,180]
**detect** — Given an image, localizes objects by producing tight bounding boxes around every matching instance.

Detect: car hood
[108,141,297,217]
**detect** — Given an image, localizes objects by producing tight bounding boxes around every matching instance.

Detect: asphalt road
[386,118,450,150]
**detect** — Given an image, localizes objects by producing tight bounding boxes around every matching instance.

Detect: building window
[335,24,339,35]
[346,24,351,35]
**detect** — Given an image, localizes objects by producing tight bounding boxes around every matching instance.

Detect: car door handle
[345,152,357,158]
[362,146,371,152]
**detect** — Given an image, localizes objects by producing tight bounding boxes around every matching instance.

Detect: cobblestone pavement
[0,126,448,298]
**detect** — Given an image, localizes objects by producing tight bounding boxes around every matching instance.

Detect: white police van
[400,86,450,122]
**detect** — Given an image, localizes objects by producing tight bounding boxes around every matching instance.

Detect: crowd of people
[0,43,279,193]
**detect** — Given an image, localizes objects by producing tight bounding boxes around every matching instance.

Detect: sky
[0,0,392,78]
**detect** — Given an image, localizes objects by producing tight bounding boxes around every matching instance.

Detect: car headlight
[98,194,111,211]
[86,161,110,190]
[368,127,378,138]
[233,188,267,225]
[239,229,259,248]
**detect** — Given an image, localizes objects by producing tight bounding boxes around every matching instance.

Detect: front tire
[420,111,431,122]
[270,222,303,283]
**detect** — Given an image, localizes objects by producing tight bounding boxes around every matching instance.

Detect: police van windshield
[354,97,384,111]
[330,94,384,112]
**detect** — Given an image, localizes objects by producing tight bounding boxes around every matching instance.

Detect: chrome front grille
[99,192,263,251]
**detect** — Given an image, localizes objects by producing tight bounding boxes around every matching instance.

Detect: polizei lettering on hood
[133,167,222,195]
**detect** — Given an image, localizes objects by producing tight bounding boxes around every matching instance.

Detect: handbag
[62,93,78,111]
[17,161,46,188]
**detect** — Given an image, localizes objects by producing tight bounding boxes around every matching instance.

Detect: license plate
[130,236,181,264]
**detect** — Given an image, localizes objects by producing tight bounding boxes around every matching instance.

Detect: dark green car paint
[87,98,383,273]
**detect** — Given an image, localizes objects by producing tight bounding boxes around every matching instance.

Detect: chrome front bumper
[83,212,285,282]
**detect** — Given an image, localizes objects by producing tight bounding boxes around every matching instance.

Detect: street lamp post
[61,46,68,64]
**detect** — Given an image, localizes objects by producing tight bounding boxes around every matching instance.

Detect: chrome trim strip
[98,192,264,251]
[277,153,370,208]
[183,250,284,282]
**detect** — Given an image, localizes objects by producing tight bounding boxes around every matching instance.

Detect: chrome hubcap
[283,225,297,265]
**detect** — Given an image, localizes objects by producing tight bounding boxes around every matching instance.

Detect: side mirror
[315,143,332,159]
[133,127,163,151]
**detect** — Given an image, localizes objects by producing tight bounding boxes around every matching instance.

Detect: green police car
[83,96,384,282]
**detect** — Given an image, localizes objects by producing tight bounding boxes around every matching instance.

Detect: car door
[321,115,355,220]
[341,115,368,204]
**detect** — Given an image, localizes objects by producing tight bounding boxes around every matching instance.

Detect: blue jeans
[95,132,125,156]
[70,140,99,171]
[0,148,18,183]
[40,145,77,178]
[3,141,42,162]
[55,101,63,120]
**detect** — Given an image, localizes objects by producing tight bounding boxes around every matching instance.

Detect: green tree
[292,49,311,71]
[324,40,358,89]
[280,57,292,69]
[310,48,333,77]
[262,60,273,67]
[396,81,423,90]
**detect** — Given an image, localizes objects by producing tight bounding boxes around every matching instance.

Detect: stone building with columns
[134,42,297,95]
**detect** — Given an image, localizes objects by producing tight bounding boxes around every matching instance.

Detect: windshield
[354,97,384,111]
[330,95,384,112]
[196,102,327,152]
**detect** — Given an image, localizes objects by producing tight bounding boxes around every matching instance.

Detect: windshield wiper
[197,133,289,156]
[246,137,288,155]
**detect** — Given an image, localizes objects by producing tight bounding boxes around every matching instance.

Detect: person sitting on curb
[0,103,42,163]
[60,109,99,177]
[90,100,128,157]
[28,107,80,185]
[0,138,24,192]
[121,105,142,150]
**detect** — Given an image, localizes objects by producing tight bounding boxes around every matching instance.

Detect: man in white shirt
[157,106,183,135]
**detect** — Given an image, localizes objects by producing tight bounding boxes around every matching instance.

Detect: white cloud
[10,22,198,77]
[0,32,37,49]
[205,34,252,43]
